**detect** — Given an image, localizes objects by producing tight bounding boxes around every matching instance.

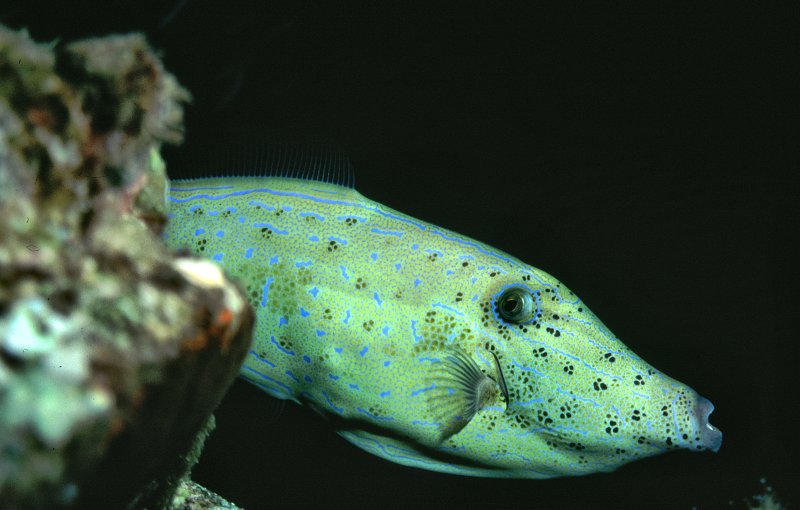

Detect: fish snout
[694,396,722,452]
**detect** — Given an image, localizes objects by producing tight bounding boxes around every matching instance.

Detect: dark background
[3,2,796,508]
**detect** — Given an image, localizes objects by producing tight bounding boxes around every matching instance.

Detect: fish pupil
[503,296,521,315]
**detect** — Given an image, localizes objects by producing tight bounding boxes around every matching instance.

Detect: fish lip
[695,396,723,452]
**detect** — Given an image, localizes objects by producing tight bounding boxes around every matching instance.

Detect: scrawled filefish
[163,151,721,478]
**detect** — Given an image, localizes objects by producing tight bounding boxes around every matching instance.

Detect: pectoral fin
[426,348,502,442]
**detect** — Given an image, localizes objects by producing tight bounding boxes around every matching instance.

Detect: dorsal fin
[165,130,356,188]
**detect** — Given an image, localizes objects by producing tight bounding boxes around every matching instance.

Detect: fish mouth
[695,396,723,452]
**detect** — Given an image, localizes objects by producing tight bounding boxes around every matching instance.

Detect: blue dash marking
[412,420,440,427]
[248,200,275,210]
[285,370,300,383]
[245,247,253,258]
[411,243,419,250]
[411,385,436,396]
[340,265,350,280]
[238,216,246,223]
[212,253,224,261]
[370,228,403,237]
[343,310,351,324]
[260,277,274,307]
[337,215,366,222]
[295,260,313,268]
[349,383,360,390]
[304,375,313,382]
[334,347,343,354]
[328,235,348,245]
[370,252,378,261]
[216,230,224,237]
[248,349,275,368]
[299,211,325,220]
[512,398,545,408]
[254,222,288,235]
[189,204,201,212]
[246,379,291,398]
[432,302,464,316]
[345,434,438,466]
[225,206,237,213]
[316,329,326,337]
[380,391,391,397]
[360,346,369,357]
[270,255,279,265]
[278,316,288,326]
[418,357,440,363]
[357,407,394,421]
[383,360,391,367]
[446,270,454,275]
[309,286,319,298]
[299,307,310,317]
[414,278,422,288]
[209,210,219,216]
[512,360,545,376]
[241,366,292,393]
[270,336,294,356]
[556,387,601,407]
[311,188,344,196]
[373,292,382,307]
[194,228,205,235]
[425,248,443,256]
[329,373,340,380]
[382,325,389,336]
[395,263,402,270]
[321,391,344,414]
[303,355,311,363]
[411,320,422,342]
[308,235,319,242]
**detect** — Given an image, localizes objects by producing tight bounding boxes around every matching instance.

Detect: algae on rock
[0,26,252,509]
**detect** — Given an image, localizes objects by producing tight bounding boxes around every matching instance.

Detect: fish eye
[496,287,534,323]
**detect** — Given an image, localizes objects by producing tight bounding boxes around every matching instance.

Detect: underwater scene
[0,2,795,509]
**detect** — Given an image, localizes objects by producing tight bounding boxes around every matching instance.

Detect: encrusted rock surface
[0,26,251,509]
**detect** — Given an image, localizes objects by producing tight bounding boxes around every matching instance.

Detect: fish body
[164,175,721,478]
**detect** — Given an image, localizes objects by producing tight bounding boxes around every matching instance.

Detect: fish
[163,152,722,479]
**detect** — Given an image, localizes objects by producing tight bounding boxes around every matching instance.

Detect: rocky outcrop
[0,26,251,509]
